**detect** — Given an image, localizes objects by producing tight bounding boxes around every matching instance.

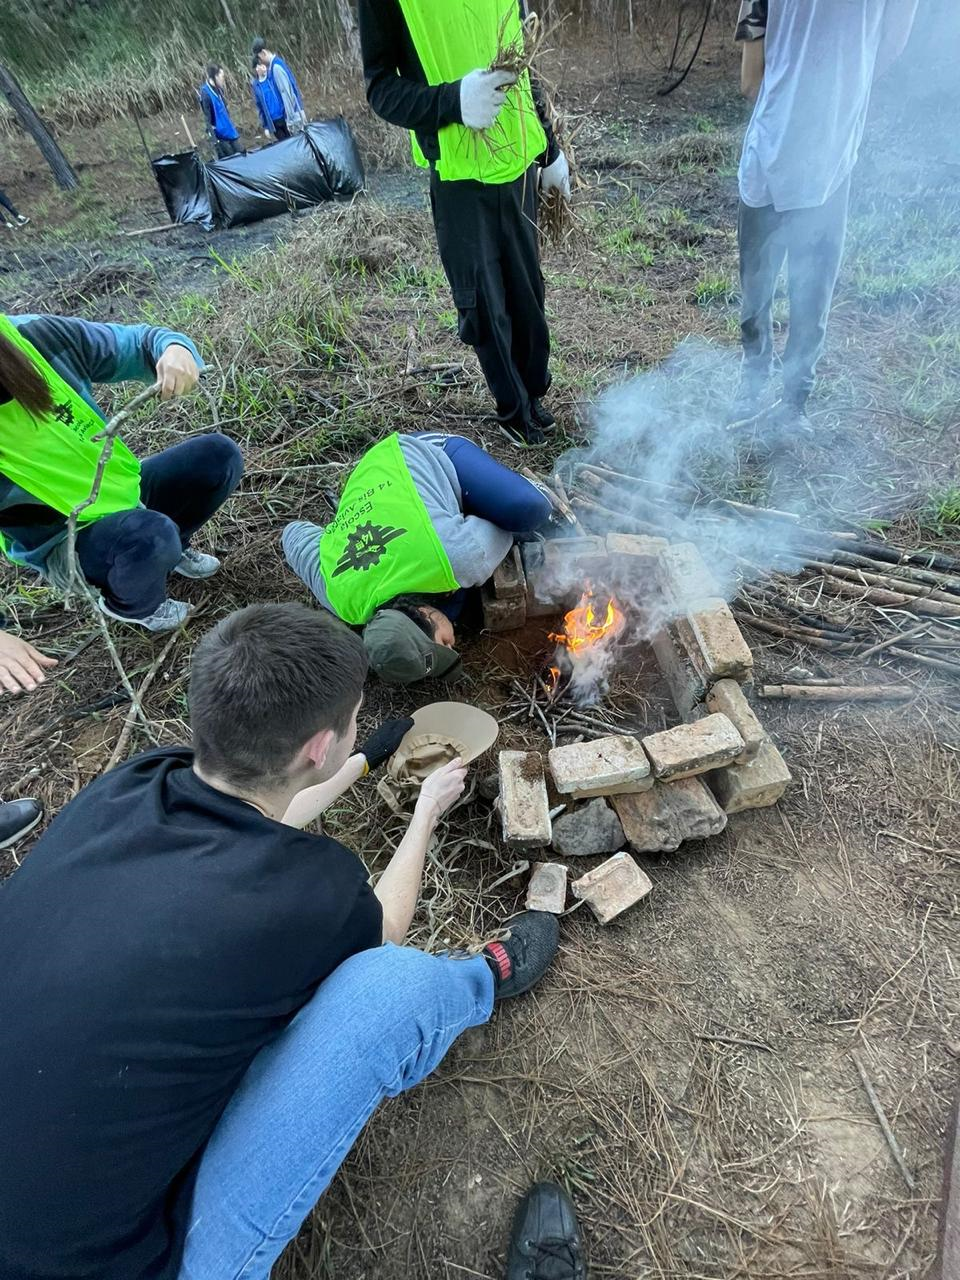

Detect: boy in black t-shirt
[0,602,557,1280]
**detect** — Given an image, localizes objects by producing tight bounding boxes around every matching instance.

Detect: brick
[643,713,744,782]
[571,852,652,924]
[706,679,767,761]
[686,600,754,683]
[655,541,718,612]
[492,545,526,601]
[519,542,557,618]
[611,777,727,853]
[526,862,568,913]
[709,738,792,814]
[548,735,651,796]
[564,778,653,801]
[539,536,608,598]
[498,751,552,848]
[481,581,526,633]
[606,532,669,568]
[650,619,708,719]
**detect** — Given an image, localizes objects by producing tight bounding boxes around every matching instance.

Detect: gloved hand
[460,68,517,131]
[358,717,415,772]
[539,150,571,199]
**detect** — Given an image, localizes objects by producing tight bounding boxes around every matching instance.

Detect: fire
[549,593,624,656]
[546,589,625,700]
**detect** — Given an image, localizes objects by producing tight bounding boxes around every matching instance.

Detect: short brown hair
[190,603,368,787]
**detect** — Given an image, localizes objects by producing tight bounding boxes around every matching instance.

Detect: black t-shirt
[0,748,382,1280]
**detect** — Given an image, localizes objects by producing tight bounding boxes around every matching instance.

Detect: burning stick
[546,588,626,706]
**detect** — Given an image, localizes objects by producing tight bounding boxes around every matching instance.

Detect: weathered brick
[519,541,557,618]
[548,735,651,796]
[655,541,718,612]
[526,862,568,914]
[563,778,653,801]
[686,600,754,683]
[492,545,526,601]
[570,852,653,924]
[498,751,552,847]
[706,679,767,760]
[642,713,744,782]
[611,777,727,853]
[709,738,792,814]
[606,532,669,568]
[481,581,526,633]
[650,620,708,719]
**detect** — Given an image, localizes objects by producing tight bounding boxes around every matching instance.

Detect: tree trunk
[335,0,363,67]
[0,62,78,190]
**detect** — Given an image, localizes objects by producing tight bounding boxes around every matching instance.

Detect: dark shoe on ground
[725,377,777,431]
[483,911,559,1000]
[498,416,547,448]
[0,798,43,849]
[765,396,816,447]
[531,398,556,430]
[507,1181,587,1280]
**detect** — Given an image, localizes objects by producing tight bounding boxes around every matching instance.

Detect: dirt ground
[1,26,958,1280]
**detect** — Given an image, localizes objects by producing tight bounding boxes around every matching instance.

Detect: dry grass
[1,38,957,1280]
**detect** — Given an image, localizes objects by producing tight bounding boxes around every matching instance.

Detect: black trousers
[430,166,550,425]
[738,176,850,403]
[272,118,290,140]
[216,138,242,159]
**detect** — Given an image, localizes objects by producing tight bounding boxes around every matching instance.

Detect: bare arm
[740,38,764,100]
[875,0,919,79]
[375,758,467,944]
[282,754,367,828]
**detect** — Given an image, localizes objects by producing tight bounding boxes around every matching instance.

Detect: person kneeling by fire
[282,431,554,685]
[0,313,243,632]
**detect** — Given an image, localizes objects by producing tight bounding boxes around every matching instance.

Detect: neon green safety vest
[397,0,547,184]
[319,434,459,625]
[0,315,142,562]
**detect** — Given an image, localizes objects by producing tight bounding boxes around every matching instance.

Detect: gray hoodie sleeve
[282,521,332,611]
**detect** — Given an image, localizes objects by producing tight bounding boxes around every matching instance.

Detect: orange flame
[546,589,625,694]
[549,591,625,656]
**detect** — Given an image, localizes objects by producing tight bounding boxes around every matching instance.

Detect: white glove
[460,68,517,131]
[540,150,570,199]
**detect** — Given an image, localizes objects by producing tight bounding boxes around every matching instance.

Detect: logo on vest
[52,401,76,425]
[332,520,407,577]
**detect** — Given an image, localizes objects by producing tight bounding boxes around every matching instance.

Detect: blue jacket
[266,54,306,125]
[0,315,203,570]
[251,74,284,131]
[198,82,239,141]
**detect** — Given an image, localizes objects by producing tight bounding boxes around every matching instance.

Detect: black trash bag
[151,151,214,230]
[304,118,365,197]
[206,116,365,229]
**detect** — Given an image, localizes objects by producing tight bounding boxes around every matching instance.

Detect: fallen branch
[816,577,960,619]
[63,382,162,737]
[103,630,180,772]
[759,683,914,702]
[851,1051,916,1192]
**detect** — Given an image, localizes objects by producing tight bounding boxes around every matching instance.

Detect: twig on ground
[103,630,180,772]
[851,1051,916,1191]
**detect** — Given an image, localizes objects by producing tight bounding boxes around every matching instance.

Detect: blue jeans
[76,435,243,617]
[441,435,552,533]
[177,945,493,1280]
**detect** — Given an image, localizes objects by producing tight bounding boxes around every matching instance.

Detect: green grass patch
[693,271,737,306]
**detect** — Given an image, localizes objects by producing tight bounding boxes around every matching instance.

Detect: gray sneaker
[173,548,220,579]
[99,597,193,632]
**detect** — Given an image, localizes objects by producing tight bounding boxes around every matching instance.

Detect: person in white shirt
[728,0,919,438]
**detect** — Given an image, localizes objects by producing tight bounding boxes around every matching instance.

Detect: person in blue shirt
[252,38,307,135]
[198,64,242,159]
[0,313,243,632]
[251,59,287,140]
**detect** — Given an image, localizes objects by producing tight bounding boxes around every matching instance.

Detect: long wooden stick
[103,631,179,772]
[805,559,960,606]
[851,1052,915,1192]
[759,684,914,702]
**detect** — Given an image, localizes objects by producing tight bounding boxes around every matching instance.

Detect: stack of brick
[494,532,792,915]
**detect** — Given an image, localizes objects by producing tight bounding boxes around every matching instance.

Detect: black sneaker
[507,1181,586,1280]
[482,911,559,1000]
[498,416,546,448]
[765,395,816,446]
[531,399,556,430]
[725,377,777,431]
[0,798,43,849]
